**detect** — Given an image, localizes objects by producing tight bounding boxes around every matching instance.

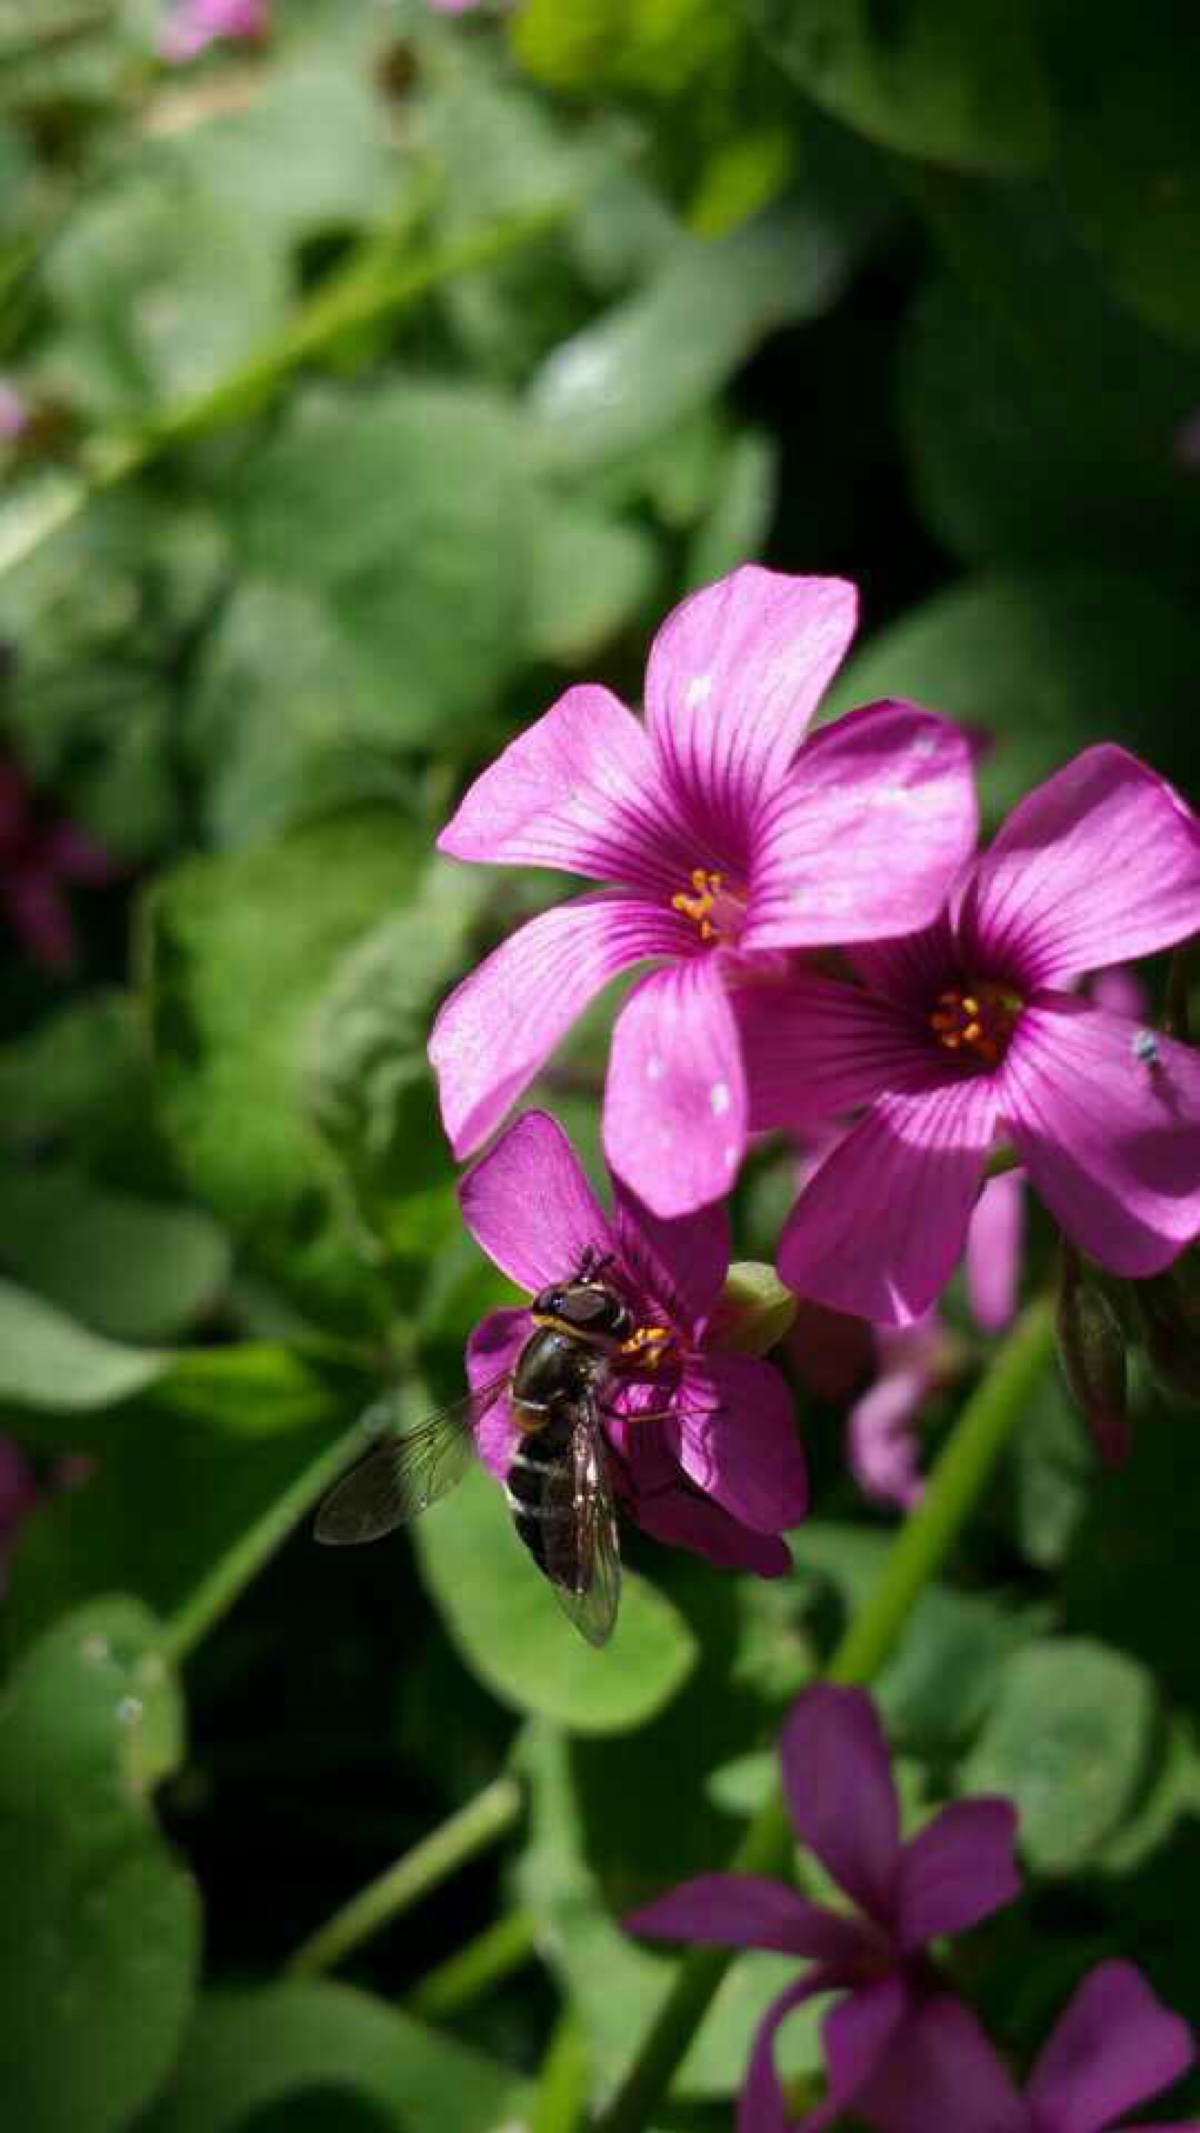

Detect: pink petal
[458,1110,614,1294]
[430,893,689,1158]
[739,1974,835,2133]
[625,1873,867,1967]
[852,1993,1028,2133]
[617,1424,791,1576]
[436,683,696,896]
[612,1177,730,1335]
[1001,999,1200,1278]
[671,1351,808,1533]
[604,952,748,1217]
[1028,1963,1196,2133]
[743,702,978,953]
[848,1367,928,1511]
[851,908,963,1011]
[738,975,931,1136]
[796,1978,916,2133]
[965,1170,1026,1332]
[1090,965,1148,1019]
[777,1076,997,1327]
[958,746,1200,989]
[894,1799,1020,1951]
[466,1308,527,1479]
[780,1686,901,1924]
[645,567,858,861]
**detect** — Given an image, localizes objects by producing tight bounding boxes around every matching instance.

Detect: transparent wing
[540,1395,622,1648]
[314,1375,509,1546]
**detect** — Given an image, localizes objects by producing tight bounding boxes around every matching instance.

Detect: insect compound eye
[532,1285,565,1317]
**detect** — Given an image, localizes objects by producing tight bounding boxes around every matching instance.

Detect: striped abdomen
[504,1413,577,1576]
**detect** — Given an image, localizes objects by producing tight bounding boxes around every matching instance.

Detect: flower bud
[711,1261,797,1356]
[1135,1243,1200,1404]
[1056,1246,1129,1463]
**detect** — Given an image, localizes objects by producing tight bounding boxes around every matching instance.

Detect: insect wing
[541,1396,622,1648]
[315,1375,509,1546]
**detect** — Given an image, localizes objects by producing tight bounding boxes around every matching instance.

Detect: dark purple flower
[853,1963,1196,2133]
[740,747,1200,1324]
[626,1683,1020,2130]
[159,0,267,61]
[431,566,978,1219]
[458,1109,808,1576]
[0,755,115,970]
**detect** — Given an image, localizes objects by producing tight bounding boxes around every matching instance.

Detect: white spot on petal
[685,672,713,707]
[647,1054,667,1083]
[710,1080,731,1117]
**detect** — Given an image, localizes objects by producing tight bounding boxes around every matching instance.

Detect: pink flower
[854,1963,1195,2133]
[0,755,115,970]
[459,1109,808,1576]
[431,566,978,1218]
[0,381,29,443]
[159,0,267,62]
[741,747,1200,1324]
[627,1684,1020,2132]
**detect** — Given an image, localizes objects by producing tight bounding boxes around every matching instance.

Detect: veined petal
[738,975,931,1135]
[605,953,748,1217]
[1028,1963,1196,2133]
[1001,1000,1200,1278]
[852,1994,1028,2133]
[613,1418,792,1576]
[612,1177,730,1334]
[894,1799,1020,1952]
[781,1686,901,1923]
[430,893,689,1158]
[795,1978,916,2133]
[466,1308,527,1480]
[743,703,978,952]
[458,1110,614,1294]
[436,683,695,895]
[777,1076,997,1326]
[645,567,858,859]
[671,1352,809,1533]
[739,1975,836,2133]
[965,1170,1026,1332]
[957,746,1200,989]
[625,1874,866,1967]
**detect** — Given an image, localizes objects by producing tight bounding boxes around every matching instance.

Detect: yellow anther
[930,981,1022,1066]
[961,996,980,1016]
[962,1021,983,1043]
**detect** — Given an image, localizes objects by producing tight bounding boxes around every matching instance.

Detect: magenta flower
[159,0,267,61]
[0,755,115,970]
[853,1964,1195,2133]
[459,1109,808,1575]
[626,1684,1020,2131]
[431,566,978,1218]
[740,746,1200,1324]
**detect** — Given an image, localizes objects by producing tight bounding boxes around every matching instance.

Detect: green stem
[287,1775,523,1981]
[160,1419,365,1667]
[406,1908,539,2021]
[533,2013,591,2133]
[592,1295,1055,2133]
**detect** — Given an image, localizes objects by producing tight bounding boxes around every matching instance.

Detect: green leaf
[821,571,1200,823]
[0,1277,166,1411]
[741,0,1051,174]
[686,426,777,587]
[1045,6,1200,350]
[139,1983,526,2133]
[416,1463,696,1734]
[524,496,661,663]
[513,0,739,99]
[145,809,419,1327]
[231,385,538,746]
[0,1596,199,2133]
[961,1638,1160,1874]
[0,1168,229,1343]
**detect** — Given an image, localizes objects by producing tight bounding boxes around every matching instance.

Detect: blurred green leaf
[741,0,1051,174]
[0,1594,199,2133]
[1010,1368,1093,1571]
[0,1276,165,1410]
[139,1983,526,2133]
[231,385,537,746]
[513,0,738,98]
[686,426,777,587]
[961,1638,1160,1874]
[145,808,418,1327]
[1045,5,1200,351]
[416,1464,696,1734]
[823,571,1200,822]
[0,1168,229,1342]
[524,495,661,662]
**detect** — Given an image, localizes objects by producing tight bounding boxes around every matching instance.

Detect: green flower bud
[711,1260,797,1356]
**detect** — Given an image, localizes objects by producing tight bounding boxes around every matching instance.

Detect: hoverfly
[316,1249,659,1648]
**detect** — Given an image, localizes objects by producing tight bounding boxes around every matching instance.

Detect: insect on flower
[316,1110,807,1645]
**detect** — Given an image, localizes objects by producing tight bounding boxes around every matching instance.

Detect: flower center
[619,1324,673,1370]
[671,868,746,945]
[928,980,1022,1067]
